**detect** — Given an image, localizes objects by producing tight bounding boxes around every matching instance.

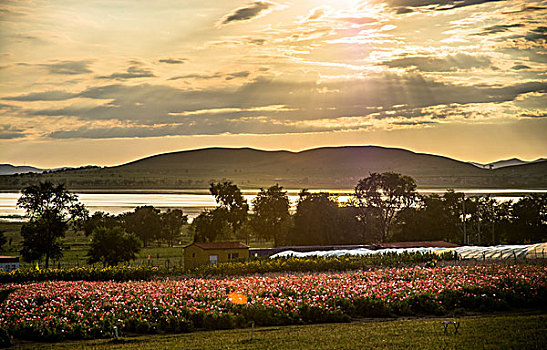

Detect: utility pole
[462,194,467,245]
[477,201,481,245]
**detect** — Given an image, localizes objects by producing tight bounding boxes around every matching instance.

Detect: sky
[1,0,546,168]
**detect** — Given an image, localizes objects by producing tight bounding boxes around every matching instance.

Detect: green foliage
[160,209,188,247]
[290,190,340,245]
[87,226,142,266]
[355,172,418,242]
[209,181,249,235]
[509,194,547,243]
[0,265,161,283]
[251,184,290,247]
[83,211,120,236]
[0,252,459,283]
[17,181,88,268]
[121,206,161,247]
[0,230,6,250]
[191,208,230,242]
[190,251,458,277]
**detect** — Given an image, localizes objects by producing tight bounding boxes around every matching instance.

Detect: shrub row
[0,251,457,282]
[189,251,457,277]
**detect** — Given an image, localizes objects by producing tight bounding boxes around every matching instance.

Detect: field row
[1,264,545,343]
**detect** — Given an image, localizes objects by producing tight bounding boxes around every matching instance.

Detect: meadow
[10,314,546,350]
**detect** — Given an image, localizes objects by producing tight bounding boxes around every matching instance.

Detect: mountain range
[1,146,546,190]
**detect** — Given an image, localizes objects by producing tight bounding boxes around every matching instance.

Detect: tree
[87,226,141,266]
[209,181,249,235]
[191,208,230,242]
[290,190,340,245]
[160,209,188,246]
[354,172,418,242]
[0,230,6,250]
[17,181,88,268]
[83,211,120,236]
[122,206,161,247]
[251,184,290,247]
[509,194,547,243]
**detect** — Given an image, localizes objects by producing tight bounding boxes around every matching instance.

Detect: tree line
[10,182,188,267]
[191,173,546,247]
[5,174,546,267]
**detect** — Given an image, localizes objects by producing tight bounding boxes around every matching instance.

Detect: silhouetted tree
[83,211,120,236]
[509,194,547,243]
[251,184,290,247]
[87,226,141,266]
[354,172,418,242]
[290,190,339,245]
[0,230,6,250]
[122,206,161,247]
[192,208,230,242]
[160,209,188,246]
[17,181,88,268]
[209,181,249,236]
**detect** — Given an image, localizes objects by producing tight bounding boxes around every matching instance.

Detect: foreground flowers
[1,264,545,342]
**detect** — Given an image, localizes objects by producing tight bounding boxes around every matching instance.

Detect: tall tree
[17,181,88,268]
[0,230,6,250]
[83,211,120,236]
[122,206,161,247]
[251,184,290,247]
[209,181,248,235]
[354,172,418,242]
[290,190,340,245]
[510,194,547,243]
[191,208,230,242]
[160,209,188,246]
[87,226,141,267]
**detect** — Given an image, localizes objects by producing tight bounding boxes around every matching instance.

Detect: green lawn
[10,313,546,350]
[0,221,274,269]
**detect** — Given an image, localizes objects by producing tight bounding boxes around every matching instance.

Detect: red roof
[378,241,459,248]
[190,242,249,250]
[0,256,19,262]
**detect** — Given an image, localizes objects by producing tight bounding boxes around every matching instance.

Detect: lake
[1,189,545,222]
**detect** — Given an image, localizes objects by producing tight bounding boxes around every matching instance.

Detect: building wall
[183,246,249,269]
[0,262,19,272]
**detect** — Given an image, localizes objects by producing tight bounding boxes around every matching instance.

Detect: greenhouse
[270,243,547,260]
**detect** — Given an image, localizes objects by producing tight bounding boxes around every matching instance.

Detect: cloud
[512,64,531,70]
[475,23,524,36]
[158,58,186,64]
[41,60,93,75]
[502,6,546,14]
[225,71,250,80]
[382,53,492,72]
[97,64,155,80]
[168,73,222,80]
[12,72,544,141]
[524,26,547,42]
[2,90,77,101]
[385,0,505,14]
[221,2,273,25]
[0,124,26,139]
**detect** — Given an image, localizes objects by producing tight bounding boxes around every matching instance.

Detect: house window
[228,253,239,260]
[209,255,218,266]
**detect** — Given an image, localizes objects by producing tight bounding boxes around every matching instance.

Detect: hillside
[1,146,546,190]
[0,164,43,175]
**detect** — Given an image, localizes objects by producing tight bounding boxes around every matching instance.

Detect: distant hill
[470,158,547,169]
[1,146,546,190]
[0,164,43,175]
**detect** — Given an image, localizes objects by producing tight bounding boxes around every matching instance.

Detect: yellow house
[183,242,249,269]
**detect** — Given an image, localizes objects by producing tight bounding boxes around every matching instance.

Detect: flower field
[1,264,546,342]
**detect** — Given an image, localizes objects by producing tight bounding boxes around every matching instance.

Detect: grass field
[10,313,546,350]
[0,221,274,269]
